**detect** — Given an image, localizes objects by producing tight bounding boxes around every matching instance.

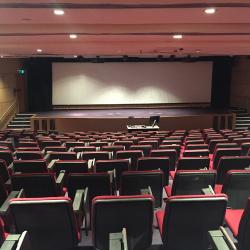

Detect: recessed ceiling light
[73,55,78,58]
[0,56,3,58]
[54,9,64,16]
[37,49,42,53]
[204,8,216,14]
[69,34,78,39]
[196,50,201,53]
[173,34,183,39]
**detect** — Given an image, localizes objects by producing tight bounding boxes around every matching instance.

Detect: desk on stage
[127,125,160,132]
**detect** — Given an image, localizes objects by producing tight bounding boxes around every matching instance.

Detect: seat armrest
[0,189,25,215]
[88,159,95,170]
[140,186,153,196]
[56,170,66,195]
[77,152,82,160]
[7,162,14,172]
[47,159,58,172]
[5,179,12,193]
[109,228,129,250]
[73,187,89,236]
[208,226,237,250]
[1,231,31,250]
[44,153,51,163]
[202,185,215,195]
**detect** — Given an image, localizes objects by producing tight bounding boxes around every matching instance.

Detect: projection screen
[52,62,213,105]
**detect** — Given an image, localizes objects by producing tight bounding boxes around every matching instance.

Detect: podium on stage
[127,125,160,133]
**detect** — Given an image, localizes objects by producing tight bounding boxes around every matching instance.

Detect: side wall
[0,59,26,116]
[231,57,250,112]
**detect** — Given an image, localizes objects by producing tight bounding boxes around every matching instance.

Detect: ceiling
[1,0,250,58]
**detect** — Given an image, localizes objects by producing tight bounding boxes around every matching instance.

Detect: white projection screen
[52,62,213,105]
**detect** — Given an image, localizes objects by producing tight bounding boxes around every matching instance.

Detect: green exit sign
[17,69,25,75]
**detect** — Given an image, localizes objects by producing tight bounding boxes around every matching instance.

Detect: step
[7,124,31,128]
[236,116,250,120]
[236,113,250,117]
[10,120,30,124]
[235,124,250,128]
[13,117,30,121]
[16,113,36,118]
[236,120,250,124]
[235,127,249,131]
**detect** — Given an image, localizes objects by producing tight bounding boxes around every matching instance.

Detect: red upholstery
[164,185,172,197]
[225,209,244,237]
[169,171,175,179]
[155,210,164,236]
[214,184,223,194]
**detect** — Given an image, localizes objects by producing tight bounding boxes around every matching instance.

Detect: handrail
[0,99,19,129]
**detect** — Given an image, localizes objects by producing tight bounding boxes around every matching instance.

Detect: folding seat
[0,141,15,152]
[0,151,14,167]
[15,151,43,160]
[11,173,64,197]
[114,140,134,149]
[95,159,130,188]
[0,160,11,183]
[89,141,109,148]
[177,156,210,170]
[241,142,250,155]
[81,151,111,161]
[130,144,152,156]
[45,151,78,162]
[138,140,158,149]
[159,144,181,157]
[48,160,88,176]
[156,194,228,250]
[213,148,242,169]
[116,150,144,170]
[17,141,38,148]
[100,145,125,157]
[225,197,250,250]
[67,173,112,206]
[92,195,154,250]
[214,170,250,209]
[13,160,48,173]
[44,146,67,153]
[185,144,208,150]
[228,135,244,142]
[72,146,96,153]
[214,142,239,152]
[185,139,205,145]
[39,140,61,149]
[161,140,182,145]
[150,149,177,171]
[120,170,163,208]
[16,147,41,152]
[183,149,209,157]
[166,136,184,141]
[64,141,85,150]
[208,139,228,153]
[164,170,216,197]
[8,193,87,250]
[216,156,250,184]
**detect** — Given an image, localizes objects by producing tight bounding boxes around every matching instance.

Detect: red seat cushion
[155,210,164,236]
[164,186,172,197]
[169,171,175,179]
[225,209,244,237]
[214,184,223,194]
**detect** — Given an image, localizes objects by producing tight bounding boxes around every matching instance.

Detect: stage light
[37,49,42,53]
[173,34,183,39]
[204,8,216,14]
[54,9,64,15]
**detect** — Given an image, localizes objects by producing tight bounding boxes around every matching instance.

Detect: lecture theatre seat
[45,151,78,162]
[0,159,11,183]
[214,170,250,209]
[130,144,152,156]
[8,195,86,250]
[11,173,64,197]
[81,151,111,161]
[116,150,144,170]
[137,157,170,185]
[183,149,209,157]
[12,159,48,173]
[156,194,228,250]
[120,170,163,208]
[0,151,14,167]
[177,157,210,171]
[92,195,154,250]
[95,159,130,189]
[164,170,216,197]
[216,156,250,184]
[225,197,250,250]
[15,151,43,160]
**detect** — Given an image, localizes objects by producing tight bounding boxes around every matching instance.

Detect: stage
[31,107,235,133]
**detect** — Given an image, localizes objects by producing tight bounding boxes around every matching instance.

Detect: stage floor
[36,107,231,118]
